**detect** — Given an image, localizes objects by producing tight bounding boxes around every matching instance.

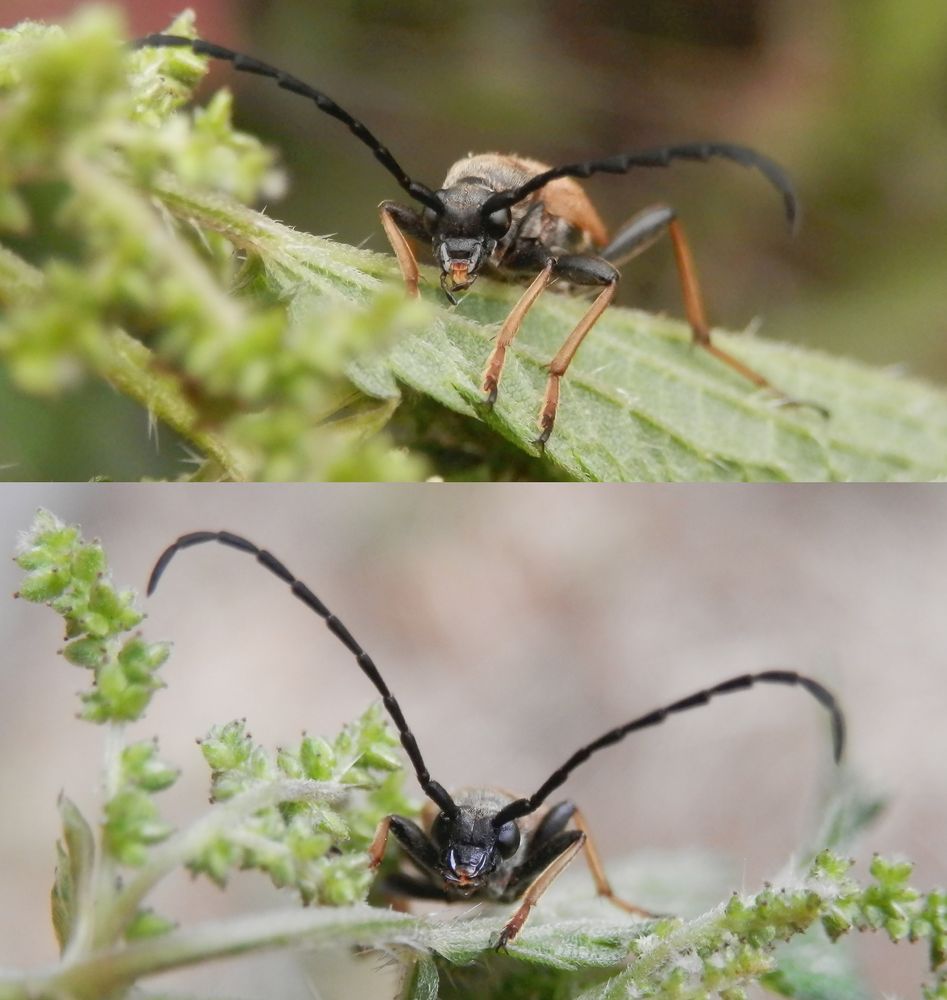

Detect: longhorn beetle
[148,530,845,948]
[133,32,827,447]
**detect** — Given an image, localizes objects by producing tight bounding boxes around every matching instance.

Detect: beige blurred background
[2,0,946,478]
[0,485,944,995]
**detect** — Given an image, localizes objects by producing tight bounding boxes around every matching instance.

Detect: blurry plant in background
[0,10,430,482]
[0,1,945,480]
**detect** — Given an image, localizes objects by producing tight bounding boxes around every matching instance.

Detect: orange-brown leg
[379,202,421,298]
[570,808,657,918]
[482,260,555,406]
[497,832,586,949]
[367,815,392,869]
[668,219,828,416]
[537,279,618,446]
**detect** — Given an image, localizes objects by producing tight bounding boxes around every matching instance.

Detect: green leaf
[50,795,95,954]
[170,181,947,483]
[401,957,439,1000]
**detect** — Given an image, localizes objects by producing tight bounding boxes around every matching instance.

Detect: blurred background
[0,486,944,995]
[1,0,946,478]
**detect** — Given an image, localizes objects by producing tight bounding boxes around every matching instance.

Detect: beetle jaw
[440,844,495,892]
[436,240,491,302]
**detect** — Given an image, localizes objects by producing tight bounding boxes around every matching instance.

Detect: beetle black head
[421,182,512,303]
[429,806,521,893]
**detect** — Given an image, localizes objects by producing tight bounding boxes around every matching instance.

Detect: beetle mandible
[147,530,845,947]
[134,33,827,447]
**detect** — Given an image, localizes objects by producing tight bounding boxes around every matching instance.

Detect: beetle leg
[481,259,555,406]
[503,827,583,901]
[667,217,778,391]
[529,800,577,852]
[368,815,392,868]
[570,808,657,918]
[600,204,677,267]
[506,802,656,920]
[496,830,585,949]
[605,204,827,417]
[536,255,620,447]
[368,814,440,872]
[379,200,427,298]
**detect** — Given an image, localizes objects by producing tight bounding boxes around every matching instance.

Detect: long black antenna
[131,34,445,214]
[147,531,457,816]
[492,670,844,828]
[480,142,799,231]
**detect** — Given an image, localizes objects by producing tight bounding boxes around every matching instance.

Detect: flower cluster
[15,509,169,722]
[191,706,416,905]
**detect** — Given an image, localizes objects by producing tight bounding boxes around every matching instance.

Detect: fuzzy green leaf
[50,795,95,954]
[164,178,947,483]
[402,955,439,1000]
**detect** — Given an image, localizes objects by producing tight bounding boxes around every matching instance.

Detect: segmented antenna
[147,531,457,816]
[492,670,844,828]
[480,142,799,231]
[131,34,445,214]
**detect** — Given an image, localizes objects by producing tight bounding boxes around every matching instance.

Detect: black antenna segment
[493,670,843,828]
[132,34,445,214]
[147,530,458,816]
[481,142,799,231]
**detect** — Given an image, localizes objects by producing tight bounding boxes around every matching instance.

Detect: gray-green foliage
[2,10,947,480]
[2,509,947,1000]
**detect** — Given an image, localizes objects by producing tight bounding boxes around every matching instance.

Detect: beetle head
[429,807,521,894]
[424,182,513,303]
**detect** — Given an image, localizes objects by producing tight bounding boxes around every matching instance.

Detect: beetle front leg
[379,201,428,298]
[514,801,657,919]
[368,813,440,871]
[369,816,451,912]
[481,259,555,406]
[536,255,619,447]
[496,829,585,949]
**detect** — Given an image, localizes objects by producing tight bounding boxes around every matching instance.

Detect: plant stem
[86,724,126,954]
[98,328,246,481]
[4,905,412,1000]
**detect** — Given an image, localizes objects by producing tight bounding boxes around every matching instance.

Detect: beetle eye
[484,207,511,239]
[423,206,440,230]
[495,820,520,859]
[431,811,451,847]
